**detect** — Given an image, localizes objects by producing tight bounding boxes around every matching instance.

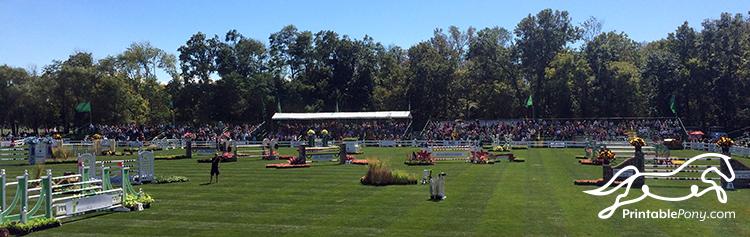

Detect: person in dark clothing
[210,155,220,183]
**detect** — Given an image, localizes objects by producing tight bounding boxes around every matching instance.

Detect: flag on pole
[75,102,91,113]
[525,95,533,108]
[277,99,282,113]
[669,95,677,114]
[335,101,340,112]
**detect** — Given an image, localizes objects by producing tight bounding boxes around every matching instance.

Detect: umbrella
[688,131,704,136]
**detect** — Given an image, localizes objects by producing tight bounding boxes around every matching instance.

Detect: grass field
[2,147,749,236]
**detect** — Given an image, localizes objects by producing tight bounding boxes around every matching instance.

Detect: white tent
[272,111,411,120]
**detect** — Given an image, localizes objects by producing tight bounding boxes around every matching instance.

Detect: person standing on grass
[210,154,220,183]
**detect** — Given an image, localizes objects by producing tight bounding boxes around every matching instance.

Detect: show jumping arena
[0,143,748,236]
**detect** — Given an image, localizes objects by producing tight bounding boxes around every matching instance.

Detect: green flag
[669,95,677,114]
[525,95,533,108]
[75,102,91,113]
[277,99,282,113]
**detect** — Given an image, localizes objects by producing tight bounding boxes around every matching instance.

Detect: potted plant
[596,148,616,165]
[629,136,646,153]
[139,193,155,208]
[716,136,733,155]
[123,194,143,211]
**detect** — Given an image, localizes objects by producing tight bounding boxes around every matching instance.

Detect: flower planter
[129,203,144,212]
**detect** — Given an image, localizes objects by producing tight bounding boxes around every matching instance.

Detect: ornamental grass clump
[361,159,417,186]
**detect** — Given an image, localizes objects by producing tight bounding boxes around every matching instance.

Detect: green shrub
[123,194,139,208]
[1,218,61,235]
[138,193,155,205]
[123,192,155,209]
[154,176,190,184]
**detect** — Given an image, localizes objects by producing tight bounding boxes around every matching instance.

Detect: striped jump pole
[645,164,717,169]
[644,169,707,173]
[645,176,722,181]
[646,157,726,161]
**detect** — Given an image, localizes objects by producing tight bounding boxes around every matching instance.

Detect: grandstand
[270,111,413,140]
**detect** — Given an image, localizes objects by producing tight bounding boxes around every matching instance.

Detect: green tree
[514,9,581,117]
[544,51,592,117]
[584,31,640,116]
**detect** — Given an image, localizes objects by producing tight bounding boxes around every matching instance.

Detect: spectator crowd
[0,118,714,144]
[273,120,410,141]
[421,119,684,141]
[94,123,263,141]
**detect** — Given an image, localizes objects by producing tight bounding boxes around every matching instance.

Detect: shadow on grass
[60,211,113,225]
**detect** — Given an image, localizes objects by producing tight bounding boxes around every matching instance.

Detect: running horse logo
[583,153,736,219]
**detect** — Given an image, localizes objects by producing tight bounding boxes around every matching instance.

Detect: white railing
[683,142,750,157]
[51,139,750,157]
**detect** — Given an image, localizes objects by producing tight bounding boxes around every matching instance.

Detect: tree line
[1,9,749,134]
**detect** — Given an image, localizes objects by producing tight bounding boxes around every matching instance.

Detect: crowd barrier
[684,142,750,157]
[43,139,750,157]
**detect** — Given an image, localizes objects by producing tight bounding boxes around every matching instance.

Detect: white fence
[684,142,750,157]
[49,139,750,157]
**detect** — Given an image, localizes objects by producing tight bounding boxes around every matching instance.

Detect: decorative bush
[596,148,616,164]
[0,218,61,235]
[154,176,190,184]
[123,193,155,209]
[404,150,435,165]
[490,146,507,152]
[717,136,734,147]
[138,193,154,206]
[361,159,417,186]
[123,194,139,209]
[469,151,494,164]
[628,136,646,147]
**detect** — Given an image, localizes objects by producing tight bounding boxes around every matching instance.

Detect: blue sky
[1,0,749,81]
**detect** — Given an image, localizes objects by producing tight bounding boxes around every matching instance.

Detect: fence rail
[7,138,748,157]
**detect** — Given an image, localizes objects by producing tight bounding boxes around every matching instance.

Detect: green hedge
[153,176,190,184]
[0,218,61,235]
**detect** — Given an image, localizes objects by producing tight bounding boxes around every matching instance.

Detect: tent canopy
[272,111,411,120]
